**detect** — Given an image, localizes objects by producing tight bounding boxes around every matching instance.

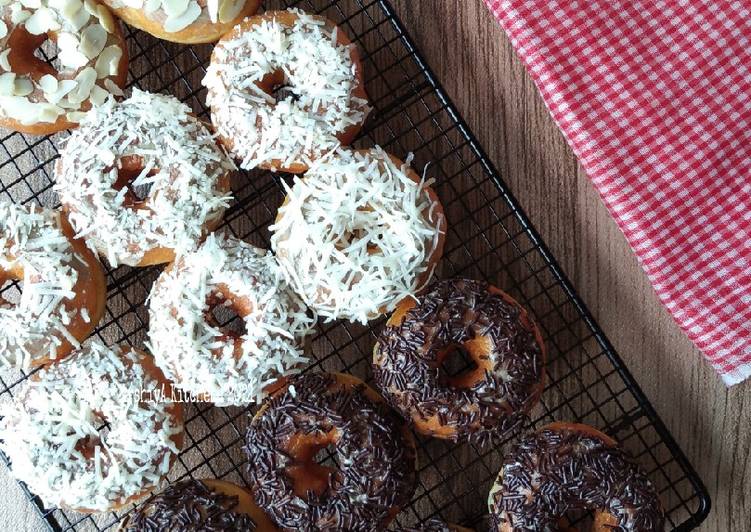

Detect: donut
[270,148,446,324]
[372,278,545,444]
[55,89,234,267]
[119,478,278,531]
[147,233,316,407]
[203,9,370,173]
[488,422,665,531]
[0,341,184,512]
[100,0,260,44]
[245,372,417,531]
[0,202,105,370]
[0,0,127,135]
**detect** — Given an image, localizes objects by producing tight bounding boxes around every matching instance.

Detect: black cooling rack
[0,0,711,530]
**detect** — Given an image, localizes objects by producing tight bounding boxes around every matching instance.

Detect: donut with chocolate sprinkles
[119,478,277,531]
[488,422,665,531]
[245,372,417,532]
[373,278,545,444]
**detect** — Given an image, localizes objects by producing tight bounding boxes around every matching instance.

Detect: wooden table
[0,1,748,530]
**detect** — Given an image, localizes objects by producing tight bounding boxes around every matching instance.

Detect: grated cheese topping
[0,0,125,126]
[0,202,82,370]
[202,8,370,170]
[147,233,316,407]
[54,89,235,267]
[0,341,183,511]
[270,147,446,324]
[104,0,247,33]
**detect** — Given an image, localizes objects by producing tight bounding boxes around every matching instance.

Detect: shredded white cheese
[202,8,370,170]
[0,341,183,511]
[270,147,446,324]
[0,202,82,370]
[54,89,235,267]
[147,233,316,407]
[0,0,124,126]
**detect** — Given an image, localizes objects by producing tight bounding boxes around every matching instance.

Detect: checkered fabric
[483,1,751,384]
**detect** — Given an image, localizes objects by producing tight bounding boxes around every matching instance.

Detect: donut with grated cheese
[270,147,446,324]
[147,233,316,407]
[0,0,128,135]
[54,89,235,267]
[0,341,184,512]
[0,201,105,370]
[203,9,370,173]
[100,0,260,44]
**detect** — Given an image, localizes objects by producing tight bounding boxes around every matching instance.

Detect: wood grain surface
[0,1,748,531]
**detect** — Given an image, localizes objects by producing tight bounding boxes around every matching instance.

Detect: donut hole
[436,337,493,389]
[259,70,300,104]
[112,158,158,210]
[285,433,341,498]
[8,27,59,80]
[205,290,248,339]
[0,277,23,306]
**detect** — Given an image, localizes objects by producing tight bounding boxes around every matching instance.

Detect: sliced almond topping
[67,66,96,104]
[83,0,98,15]
[44,79,78,105]
[80,23,107,59]
[163,0,189,18]
[89,84,108,106]
[0,20,7,39]
[95,5,115,34]
[0,73,16,96]
[66,111,87,122]
[163,0,200,33]
[57,33,89,69]
[24,7,61,35]
[68,3,91,31]
[10,5,31,25]
[35,102,64,124]
[13,77,34,97]
[94,45,123,79]
[0,50,10,72]
[218,0,243,24]
[103,78,123,96]
[206,0,218,22]
[39,74,59,95]
[56,0,85,22]
[19,0,41,8]
[143,0,161,13]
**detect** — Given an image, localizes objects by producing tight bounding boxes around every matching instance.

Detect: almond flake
[10,5,31,24]
[143,0,161,12]
[163,0,189,18]
[67,66,96,104]
[89,84,108,106]
[39,74,59,95]
[94,45,122,79]
[80,23,107,60]
[0,73,16,96]
[24,7,61,34]
[206,0,218,23]
[13,77,34,96]
[44,79,77,105]
[95,5,115,33]
[0,20,7,39]
[218,0,243,24]
[0,50,10,72]
[19,0,41,8]
[103,78,123,96]
[163,1,200,32]
[66,111,87,122]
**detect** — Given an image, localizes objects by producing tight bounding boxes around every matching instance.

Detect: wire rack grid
[0,0,710,530]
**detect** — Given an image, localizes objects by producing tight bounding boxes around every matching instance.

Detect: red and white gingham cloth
[483,1,751,384]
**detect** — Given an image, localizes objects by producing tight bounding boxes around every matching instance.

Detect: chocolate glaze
[373,279,544,444]
[245,372,417,532]
[120,479,257,531]
[489,425,665,531]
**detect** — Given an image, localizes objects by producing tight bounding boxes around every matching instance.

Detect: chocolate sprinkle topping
[488,424,665,531]
[373,279,544,444]
[245,372,417,531]
[394,517,462,532]
[120,479,257,531]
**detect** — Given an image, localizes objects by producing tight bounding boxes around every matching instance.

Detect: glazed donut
[270,147,446,324]
[246,372,417,532]
[373,278,545,444]
[0,341,184,512]
[55,89,234,267]
[203,9,370,173]
[119,478,278,531]
[147,233,316,407]
[488,422,665,531]
[101,0,260,44]
[0,202,105,370]
[0,0,127,135]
